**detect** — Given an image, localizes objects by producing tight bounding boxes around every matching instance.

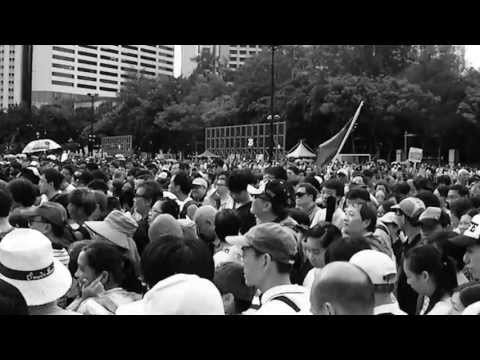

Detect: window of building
[140,47,156,54]
[101,47,119,54]
[140,55,155,61]
[100,70,117,77]
[230,50,237,54]
[99,86,117,92]
[52,71,74,79]
[140,70,155,76]
[158,66,172,72]
[122,59,137,65]
[121,67,137,73]
[100,63,118,69]
[53,46,75,54]
[78,59,97,66]
[53,54,75,62]
[239,50,246,54]
[100,55,118,61]
[78,67,97,74]
[100,78,117,84]
[229,64,237,69]
[159,52,173,58]
[77,83,96,89]
[77,75,96,82]
[140,62,155,69]
[230,57,237,61]
[121,52,137,58]
[53,63,75,70]
[122,45,138,51]
[52,80,74,87]
[78,51,97,58]
[79,45,98,50]
[157,45,173,51]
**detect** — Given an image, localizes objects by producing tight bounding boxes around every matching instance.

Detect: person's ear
[362,219,371,230]
[421,270,430,282]
[324,302,335,315]
[99,271,109,285]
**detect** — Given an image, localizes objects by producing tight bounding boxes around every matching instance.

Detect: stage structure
[205,122,286,160]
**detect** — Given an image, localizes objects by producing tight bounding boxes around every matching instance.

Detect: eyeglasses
[295,192,307,198]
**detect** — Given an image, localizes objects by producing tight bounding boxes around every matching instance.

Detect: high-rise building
[224,45,263,70]
[0,45,24,109]
[30,45,175,106]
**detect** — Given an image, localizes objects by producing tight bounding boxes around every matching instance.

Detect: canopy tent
[22,139,62,154]
[196,150,220,158]
[286,140,316,159]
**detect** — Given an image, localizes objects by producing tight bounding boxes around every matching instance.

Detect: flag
[316,102,364,168]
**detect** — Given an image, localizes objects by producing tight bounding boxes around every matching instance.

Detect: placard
[408,147,423,163]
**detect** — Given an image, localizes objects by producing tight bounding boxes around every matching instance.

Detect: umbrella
[22,139,62,154]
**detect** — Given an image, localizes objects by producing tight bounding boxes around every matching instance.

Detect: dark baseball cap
[247,179,289,208]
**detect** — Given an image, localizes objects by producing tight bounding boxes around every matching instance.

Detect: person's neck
[0,217,12,232]
[236,193,251,206]
[257,212,277,224]
[47,189,59,200]
[298,202,316,215]
[405,226,420,242]
[375,293,395,307]
[177,193,188,202]
[259,274,292,294]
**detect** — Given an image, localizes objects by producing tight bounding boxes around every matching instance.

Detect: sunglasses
[295,192,307,198]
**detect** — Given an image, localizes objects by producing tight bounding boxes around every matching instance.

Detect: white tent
[286,140,316,159]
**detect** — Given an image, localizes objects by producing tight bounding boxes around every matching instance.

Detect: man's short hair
[346,188,370,203]
[394,182,411,196]
[158,198,180,219]
[449,184,470,197]
[264,166,288,181]
[228,169,256,193]
[141,235,214,288]
[138,180,163,203]
[297,182,318,201]
[7,178,37,207]
[172,171,192,195]
[436,185,450,198]
[436,175,452,187]
[215,209,241,242]
[358,203,377,233]
[325,236,371,264]
[0,189,12,218]
[68,188,97,217]
[87,179,109,194]
[42,168,64,190]
[323,179,344,197]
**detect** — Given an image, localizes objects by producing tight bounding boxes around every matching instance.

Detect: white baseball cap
[192,177,208,189]
[116,274,224,315]
[350,250,396,285]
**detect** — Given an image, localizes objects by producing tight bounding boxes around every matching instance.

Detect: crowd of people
[1,151,480,315]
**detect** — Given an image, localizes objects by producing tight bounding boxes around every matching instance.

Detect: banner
[408,147,423,163]
[316,102,364,168]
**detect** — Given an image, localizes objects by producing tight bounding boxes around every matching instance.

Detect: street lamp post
[269,45,276,163]
[86,93,98,156]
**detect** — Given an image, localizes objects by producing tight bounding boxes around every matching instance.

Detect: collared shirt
[252,284,310,315]
[419,295,452,315]
[67,287,142,315]
[374,301,407,315]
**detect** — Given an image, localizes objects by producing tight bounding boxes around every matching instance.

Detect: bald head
[194,206,218,243]
[310,261,374,315]
[148,214,183,242]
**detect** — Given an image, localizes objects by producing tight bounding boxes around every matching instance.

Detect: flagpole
[332,101,364,163]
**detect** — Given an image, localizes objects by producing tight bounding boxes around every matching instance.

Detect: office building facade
[0,45,24,109]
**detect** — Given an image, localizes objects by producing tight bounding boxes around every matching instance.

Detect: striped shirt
[53,248,70,268]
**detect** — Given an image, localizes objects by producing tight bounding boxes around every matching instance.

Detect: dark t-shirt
[235,201,256,235]
[133,218,149,256]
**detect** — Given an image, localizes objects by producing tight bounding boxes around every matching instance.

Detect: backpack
[272,295,301,313]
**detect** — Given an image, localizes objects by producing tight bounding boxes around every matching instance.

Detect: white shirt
[252,284,310,315]
[374,302,407,315]
[419,296,452,315]
[311,207,345,231]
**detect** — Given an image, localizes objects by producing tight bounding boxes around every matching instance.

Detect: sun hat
[23,201,67,227]
[84,210,138,250]
[0,228,72,306]
[349,250,397,285]
[116,274,224,315]
[192,177,208,189]
[391,197,426,219]
[379,212,402,228]
[226,222,297,265]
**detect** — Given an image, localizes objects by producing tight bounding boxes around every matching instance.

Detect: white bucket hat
[0,228,72,306]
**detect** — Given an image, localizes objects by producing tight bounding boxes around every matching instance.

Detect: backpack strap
[272,295,301,313]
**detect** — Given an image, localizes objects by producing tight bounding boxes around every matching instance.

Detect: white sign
[408,147,423,163]
[448,149,455,168]
[396,149,402,163]
[256,154,264,162]
[248,138,254,147]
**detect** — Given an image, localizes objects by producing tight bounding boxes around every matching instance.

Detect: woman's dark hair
[306,222,342,249]
[346,188,370,203]
[141,235,214,288]
[214,209,241,242]
[0,189,12,218]
[87,179,109,194]
[436,175,452,187]
[42,168,64,191]
[107,196,121,213]
[7,178,37,207]
[81,241,142,293]
[450,198,473,220]
[404,244,458,314]
[323,179,345,197]
[78,171,94,187]
[436,185,450,198]
[303,174,322,192]
[470,196,480,210]
[227,169,256,193]
[0,279,28,315]
[172,171,192,195]
[394,182,411,196]
[359,203,377,233]
[159,198,180,219]
[428,230,466,271]
[459,284,480,308]
[68,188,97,217]
[265,166,287,181]
[416,191,441,208]
[380,199,396,214]
[324,236,371,264]
[287,208,311,228]
[119,188,134,210]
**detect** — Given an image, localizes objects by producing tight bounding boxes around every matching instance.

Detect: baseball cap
[391,197,426,219]
[247,180,289,207]
[23,201,67,227]
[419,207,442,223]
[451,214,480,247]
[349,249,397,285]
[226,222,297,265]
[192,177,208,188]
[379,212,402,228]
